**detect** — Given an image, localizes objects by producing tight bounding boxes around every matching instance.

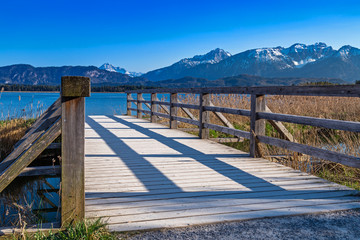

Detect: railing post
[137,93,142,119]
[250,94,266,158]
[199,93,210,139]
[61,76,90,226]
[127,93,132,116]
[151,93,157,123]
[170,93,178,129]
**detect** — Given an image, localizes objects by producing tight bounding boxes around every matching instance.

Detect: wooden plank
[106,201,360,232]
[151,93,157,123]
[211,138,244,143]
[87,190,356,217]
[19,166,61,177]
[0,98,61,174]
[204,105,251,117]
[172,103,200,110]
[257,135,360,168]
[127,93,132,115]
[204,123,250,139]
[125,84,360,97]
[137,93,143,119]
[250,94,265,158]
[170,93,178,129]
[199,93,210,139]
[61,76,90,225]
[153,112,170,119]
[152,100,170,106]
[0,118,61,192]
[172,116,200,127]
[258,110,360,133]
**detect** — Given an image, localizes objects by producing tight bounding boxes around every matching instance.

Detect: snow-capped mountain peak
[99,63,143,77]
[177,48,232,67]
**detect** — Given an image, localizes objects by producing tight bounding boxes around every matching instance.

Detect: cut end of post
[61,76,91,97]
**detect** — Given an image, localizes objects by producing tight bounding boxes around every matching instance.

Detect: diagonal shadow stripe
[86,116,183,192]
[106,115,284,191]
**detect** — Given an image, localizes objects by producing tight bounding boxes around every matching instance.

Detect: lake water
[0,92,132,120]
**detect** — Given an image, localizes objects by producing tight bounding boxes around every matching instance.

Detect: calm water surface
[0,92,131,120]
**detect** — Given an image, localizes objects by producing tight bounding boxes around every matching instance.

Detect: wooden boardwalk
[84,115,360,232]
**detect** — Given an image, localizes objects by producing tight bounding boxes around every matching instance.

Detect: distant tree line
[0,84,158,92]
[356,80,360,85]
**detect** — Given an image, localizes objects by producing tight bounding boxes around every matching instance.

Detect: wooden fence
[126,85,360,169]
[0,76,90,227]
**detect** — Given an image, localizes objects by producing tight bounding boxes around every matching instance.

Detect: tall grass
[172,93,360,190]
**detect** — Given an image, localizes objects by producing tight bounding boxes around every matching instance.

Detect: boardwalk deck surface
[84,115,360,232]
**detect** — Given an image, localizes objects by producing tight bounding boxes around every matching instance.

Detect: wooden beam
[250,94,265,158]
[151,93,157,123]
[257,135,360,169]
[0,99,61,173]
[61,76,90,226]
[259,109,360,133]
[137,93,143,119]
[0,118,61,193]
[199,93,210,139]
[170,93,178,129]
[127,93,132,116]
[19,166,61,177]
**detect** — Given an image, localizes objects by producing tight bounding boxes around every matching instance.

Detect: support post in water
[61,76,90,226]
[127,93,132,116]
[170,93,178,129]
[137,93,143,119]
[250,94,266,158]
[199,93,210,139]
[151,93,157,123]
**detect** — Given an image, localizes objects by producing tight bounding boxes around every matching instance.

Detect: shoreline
[1,91,126,93]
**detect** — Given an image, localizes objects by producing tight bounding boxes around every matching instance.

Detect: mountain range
[142,43,360,82]
[0,42,359,87]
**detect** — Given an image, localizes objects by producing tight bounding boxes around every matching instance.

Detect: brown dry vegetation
[0,119,35,162]
[164,94,360,190]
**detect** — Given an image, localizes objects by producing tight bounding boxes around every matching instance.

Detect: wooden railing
[0,76,90,227]
[126,85,360,169]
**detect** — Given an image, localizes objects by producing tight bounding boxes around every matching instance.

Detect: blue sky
[1,0,360,72]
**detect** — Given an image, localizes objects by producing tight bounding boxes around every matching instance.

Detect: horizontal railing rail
[126,85,360,169]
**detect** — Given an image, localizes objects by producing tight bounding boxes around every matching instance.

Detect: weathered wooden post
[199,93,210,139]
[127,93,132,116]
[151,93,157,123]
[250,94,266,158]
[137,93,143,119]
[170,93,178,129]
[61,76,90,226]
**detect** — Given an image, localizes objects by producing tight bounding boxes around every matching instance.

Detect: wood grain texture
[0,118,61,192]
[199,93,210,139]
[137,93,143,119]
[170,93,178,129]
[0,98,61,174]
[250,95,265,158]
[127,94,132,116]
[151,93,157,123]
[84,115,360,232]
[61,96,85,225]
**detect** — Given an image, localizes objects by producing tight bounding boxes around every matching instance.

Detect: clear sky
[1,0,360,72]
